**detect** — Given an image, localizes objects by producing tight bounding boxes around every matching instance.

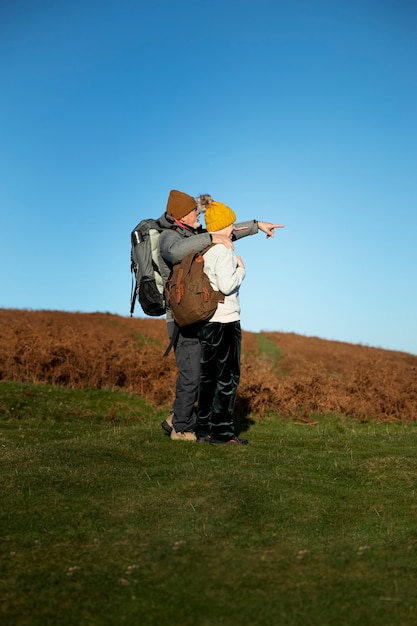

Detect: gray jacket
[158,212,258,284]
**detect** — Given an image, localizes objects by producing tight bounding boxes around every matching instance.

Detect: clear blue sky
[1,0,416,355]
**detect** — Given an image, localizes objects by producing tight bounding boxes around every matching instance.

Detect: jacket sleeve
[232,219,259,241]
[160,230,212,265]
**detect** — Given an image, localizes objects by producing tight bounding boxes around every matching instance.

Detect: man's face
[180,207,201,230]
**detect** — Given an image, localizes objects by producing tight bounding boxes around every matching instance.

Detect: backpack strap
[163,323,180,357]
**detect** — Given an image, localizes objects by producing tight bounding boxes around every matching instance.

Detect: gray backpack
[130,219,165,317]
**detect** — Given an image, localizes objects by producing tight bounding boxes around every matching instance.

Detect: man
[157,189,283,441]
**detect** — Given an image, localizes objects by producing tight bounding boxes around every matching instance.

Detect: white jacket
[203,245,246,323]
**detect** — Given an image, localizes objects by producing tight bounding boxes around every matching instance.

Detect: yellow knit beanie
[204,201,236,232]
[166,189,197,219]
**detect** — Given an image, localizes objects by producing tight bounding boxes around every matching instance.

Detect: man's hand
[257,221,285,238]
[211,233,235,249]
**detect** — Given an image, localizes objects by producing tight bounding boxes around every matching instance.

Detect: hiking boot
[170,430,196,442]
[161,412,174,435]
[209,437,249,446]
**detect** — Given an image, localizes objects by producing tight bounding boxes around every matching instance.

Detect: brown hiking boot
[170,429,196,442]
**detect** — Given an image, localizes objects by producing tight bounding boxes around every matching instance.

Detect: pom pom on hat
[204,201,236,232]
[166,189,198,220]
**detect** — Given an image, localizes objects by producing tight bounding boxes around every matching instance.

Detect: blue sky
[1,0,416,355]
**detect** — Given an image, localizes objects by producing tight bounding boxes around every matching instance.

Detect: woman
[196,201,248,445]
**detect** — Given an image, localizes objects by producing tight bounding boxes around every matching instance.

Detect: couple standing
[157,189,283,446]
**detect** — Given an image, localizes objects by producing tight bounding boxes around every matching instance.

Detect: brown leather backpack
[165,245,223,328]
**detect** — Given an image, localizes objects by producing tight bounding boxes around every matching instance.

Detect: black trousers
[196,321,241,441]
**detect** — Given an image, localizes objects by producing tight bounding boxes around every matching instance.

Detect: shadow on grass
[234,396,256,435]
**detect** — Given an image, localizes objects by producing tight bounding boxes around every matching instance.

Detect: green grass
[256,333,283,371]
[1,382,417,625]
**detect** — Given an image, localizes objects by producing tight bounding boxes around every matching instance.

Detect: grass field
[1,381,417,625]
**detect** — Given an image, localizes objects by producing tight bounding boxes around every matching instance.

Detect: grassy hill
[1,308,416,422]
[2,309,417,625]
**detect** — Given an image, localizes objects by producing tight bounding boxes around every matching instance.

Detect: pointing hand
[257,221,285,238]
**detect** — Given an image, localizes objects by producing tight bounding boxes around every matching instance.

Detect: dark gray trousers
[167,320,201,433]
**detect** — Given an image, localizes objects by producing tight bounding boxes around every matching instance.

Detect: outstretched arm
[232,220,285,241]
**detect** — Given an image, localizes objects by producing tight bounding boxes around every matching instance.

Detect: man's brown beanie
[166,189,197,220]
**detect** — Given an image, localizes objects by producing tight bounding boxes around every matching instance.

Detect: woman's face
[223,224,234,239]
